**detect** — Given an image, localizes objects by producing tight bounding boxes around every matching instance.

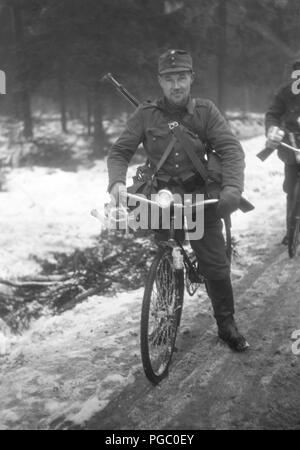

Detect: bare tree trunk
[216,0,227,115]
[58,62,67,133]
[10,0,33,139]
[20,90,33,138]
[93,90,108,158]
[86,88,92,137]
[243,84,250,113]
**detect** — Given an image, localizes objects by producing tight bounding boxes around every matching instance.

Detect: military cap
[158,49,193,74]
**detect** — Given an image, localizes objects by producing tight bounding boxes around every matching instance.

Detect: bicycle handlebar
[125,192,218,209]
[90,194,219,228]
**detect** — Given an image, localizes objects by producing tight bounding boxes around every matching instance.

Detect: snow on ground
[232,135,285,268]
[0,161,138,279]
[0,134,286,429]
[0,289,142,428]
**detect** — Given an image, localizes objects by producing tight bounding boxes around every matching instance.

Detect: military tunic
[265,83,300,194]
[107,97,245,279]
[108,97,244,193]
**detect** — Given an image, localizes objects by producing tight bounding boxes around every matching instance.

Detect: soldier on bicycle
[107,49,249,352]
[265,53,300,244]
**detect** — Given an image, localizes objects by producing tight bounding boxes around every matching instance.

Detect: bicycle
[92,189,231,385]
[257,129,300,258]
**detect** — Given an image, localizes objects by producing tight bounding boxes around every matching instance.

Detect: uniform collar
[158,96,195,115]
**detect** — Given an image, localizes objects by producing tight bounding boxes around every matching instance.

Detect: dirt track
[1,137,300,430]
[51,238,300,430]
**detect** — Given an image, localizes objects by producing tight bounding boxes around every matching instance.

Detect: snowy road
[1,135,300,430]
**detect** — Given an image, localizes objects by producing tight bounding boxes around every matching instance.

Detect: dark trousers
[283,164,298,196]
[191,206,234,324]
[154,180,231,280]
[154,184,234,323]
[190,206,230,280]
[283,164,300,230]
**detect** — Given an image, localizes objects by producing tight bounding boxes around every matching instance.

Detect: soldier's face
[158,71,194,106]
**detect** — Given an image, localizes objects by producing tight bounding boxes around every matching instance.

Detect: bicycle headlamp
[155,189,174,208]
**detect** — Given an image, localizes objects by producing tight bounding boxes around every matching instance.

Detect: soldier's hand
[266,126,285,150]
[216,186,241,218]
[109,182,127,207]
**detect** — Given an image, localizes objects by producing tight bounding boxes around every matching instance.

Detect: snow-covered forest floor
[2,115,299,430]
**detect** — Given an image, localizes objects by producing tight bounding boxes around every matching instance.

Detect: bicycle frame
[92,190,219,278]
[92,190,220,383]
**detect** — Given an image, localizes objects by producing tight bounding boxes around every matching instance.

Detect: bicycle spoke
[141,251,184,383]
[148,257,177,373]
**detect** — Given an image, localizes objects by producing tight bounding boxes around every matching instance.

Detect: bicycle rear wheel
[140,249,184,384]
[288,179,300,258]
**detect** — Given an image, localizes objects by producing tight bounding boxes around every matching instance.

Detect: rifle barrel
[102,73,140,108]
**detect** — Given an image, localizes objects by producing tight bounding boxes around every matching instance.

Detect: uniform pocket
[145,127,171,155]
[146,127,170,139]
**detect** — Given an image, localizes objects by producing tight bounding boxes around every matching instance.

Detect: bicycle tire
[140,249,184,384]
[288,179,300,258]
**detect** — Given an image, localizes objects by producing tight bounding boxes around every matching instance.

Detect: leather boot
[206,277,249,352]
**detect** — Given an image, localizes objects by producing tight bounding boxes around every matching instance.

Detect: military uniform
[107,49,249,351]
[265,82,300,230]
[108,96,244,280]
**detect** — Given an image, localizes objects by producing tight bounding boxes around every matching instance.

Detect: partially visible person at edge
[265,52,300,245]
[107,49,249,352]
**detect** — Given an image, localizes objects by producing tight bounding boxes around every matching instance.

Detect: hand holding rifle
[257,126,300,161]
[266,126,285,150]
[256,126,284,161]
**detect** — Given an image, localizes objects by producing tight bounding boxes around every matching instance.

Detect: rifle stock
[239,197,255,213]
[256,146,276,161]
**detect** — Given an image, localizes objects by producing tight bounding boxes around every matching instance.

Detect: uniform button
[175,164,179,168]
[175,152,179,156]
[153,137,156,141]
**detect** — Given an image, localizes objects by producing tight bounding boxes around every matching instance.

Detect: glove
[109,182,127,207]
[216,186,241,218]
[266,126,285,150]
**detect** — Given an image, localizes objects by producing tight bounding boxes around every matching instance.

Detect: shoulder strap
[172,123,255,214]
[171,124,208,182]
[146,134,177,178]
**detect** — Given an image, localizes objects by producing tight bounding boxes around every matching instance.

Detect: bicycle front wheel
[140,249,184,384]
